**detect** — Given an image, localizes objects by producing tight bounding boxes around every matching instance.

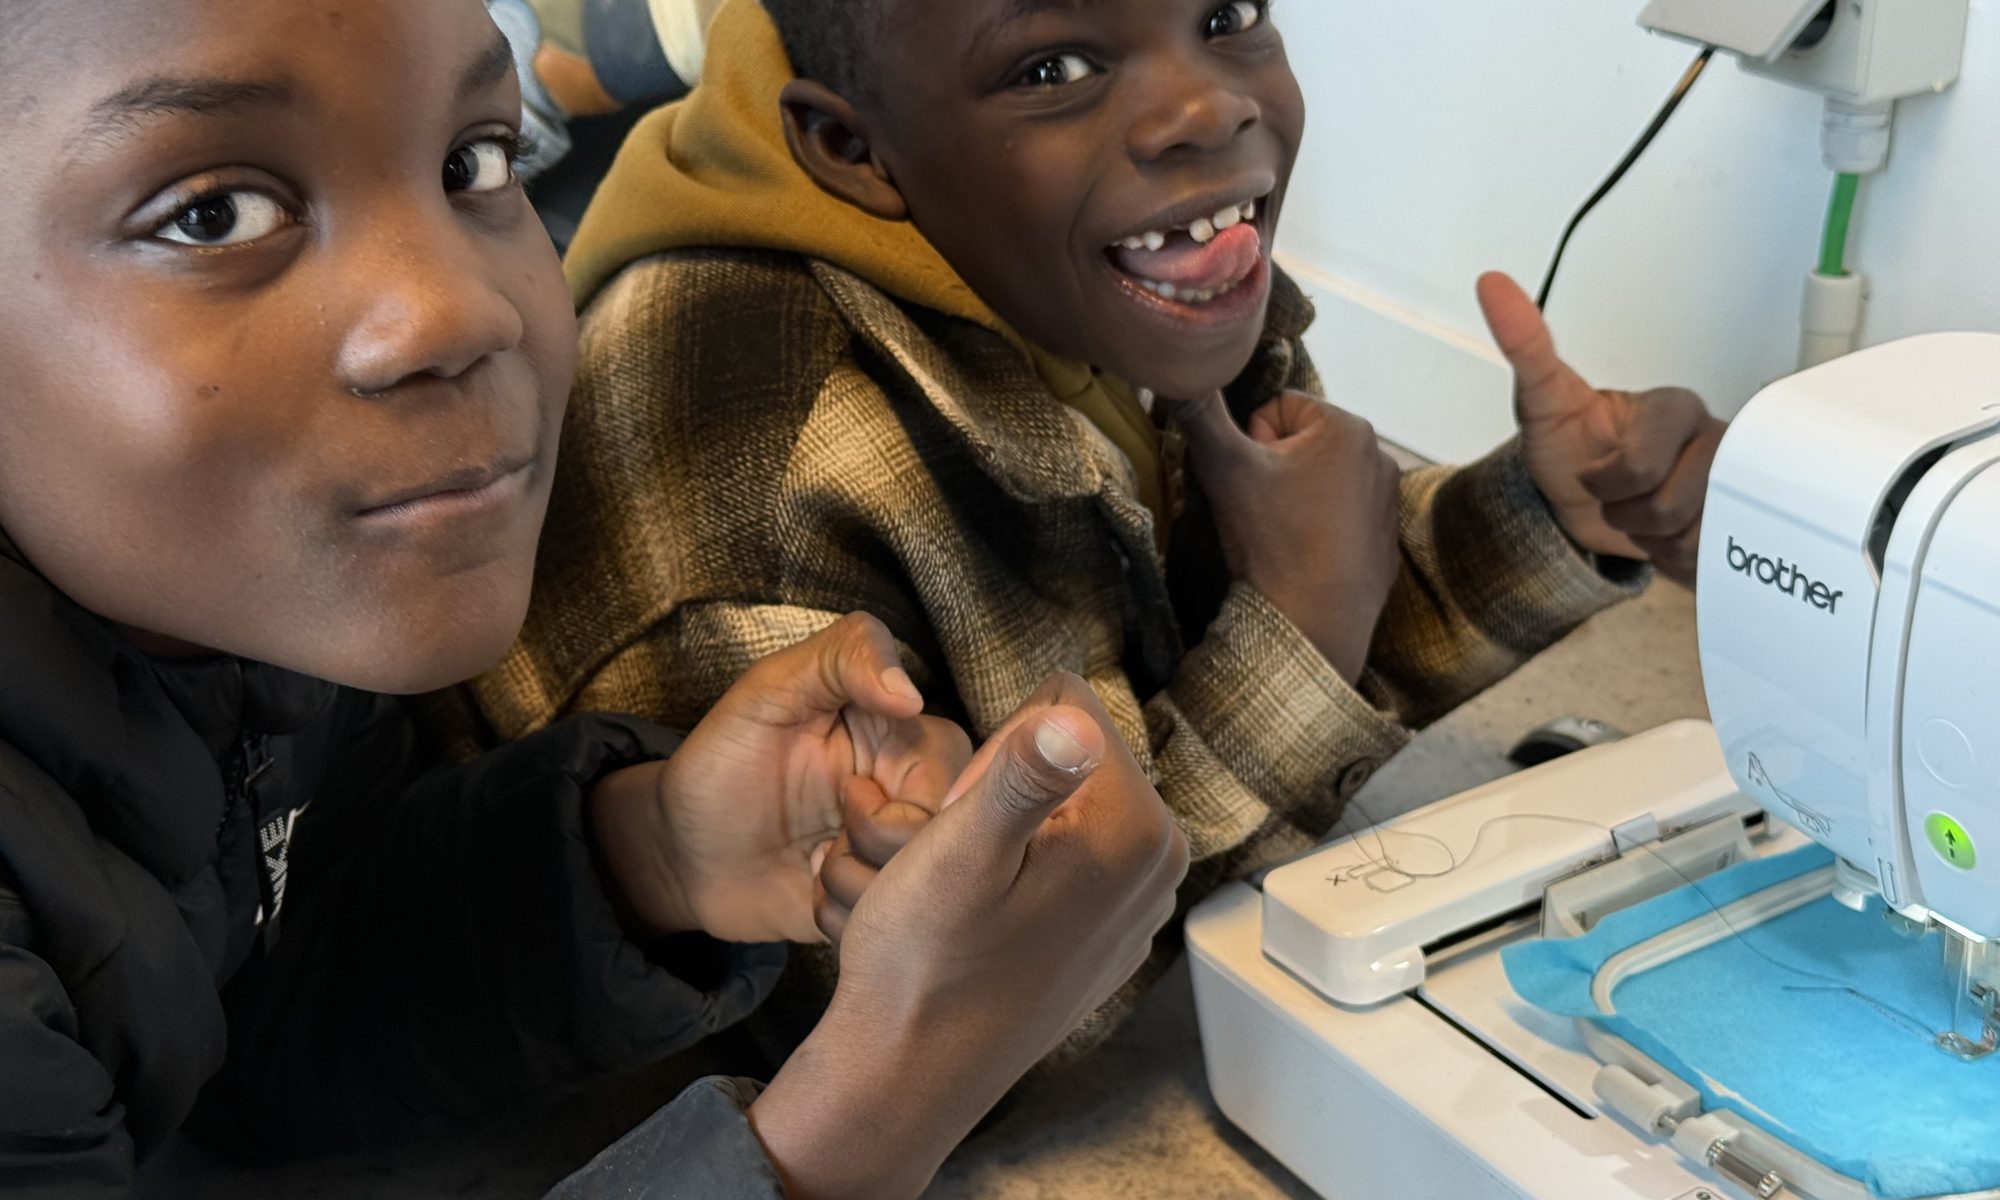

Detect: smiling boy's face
[0,0,576,693]
[789,0,1303,400]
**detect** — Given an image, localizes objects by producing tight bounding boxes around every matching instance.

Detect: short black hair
[761,0,882,100]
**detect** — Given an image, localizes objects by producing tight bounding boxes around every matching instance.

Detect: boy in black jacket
[0,2,1187,1197]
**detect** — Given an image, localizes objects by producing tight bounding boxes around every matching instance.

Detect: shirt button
[1338,758,1380,798]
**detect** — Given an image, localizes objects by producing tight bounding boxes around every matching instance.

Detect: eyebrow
[73,28,514,152]
[459,30,518,102]
[969,0,1099,58]
[80,78,296,147]
[991,0,1097,28]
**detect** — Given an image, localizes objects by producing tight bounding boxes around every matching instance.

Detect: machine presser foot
[1936,983,1999,1062]
[1937,932,2000,1062]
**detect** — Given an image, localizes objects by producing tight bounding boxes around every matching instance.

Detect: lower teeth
[1137,278,1238,304]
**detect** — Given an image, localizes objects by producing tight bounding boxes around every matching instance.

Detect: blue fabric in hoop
[1504,845,2000,1199]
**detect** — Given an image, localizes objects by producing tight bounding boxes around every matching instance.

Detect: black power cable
[1537,47,1716,310]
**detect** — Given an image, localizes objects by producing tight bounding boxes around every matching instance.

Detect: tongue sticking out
[1112,223,1264,293]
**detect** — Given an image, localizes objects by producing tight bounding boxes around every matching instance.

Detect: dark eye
[153,191,289,247]
[1016,52,1099,89]
[1205,0,1267,37]
[443,138,515,194]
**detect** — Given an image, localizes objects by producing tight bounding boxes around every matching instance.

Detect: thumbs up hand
[749,675,1188,1200]
[1476,272,1725,586]
[823,673,1186,1002]
[1166,389,1403,681]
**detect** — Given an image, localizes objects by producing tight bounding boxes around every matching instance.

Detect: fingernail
[881,667,921,705]
[1035,714,1098,772]
[810,841,832,876]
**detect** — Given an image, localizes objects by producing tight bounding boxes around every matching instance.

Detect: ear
[778,79,909,222]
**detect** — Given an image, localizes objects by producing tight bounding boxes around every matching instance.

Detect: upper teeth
[1117,199,1258,251]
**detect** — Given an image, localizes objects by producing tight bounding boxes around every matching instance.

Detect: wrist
[1255,579,1372,683]
[586,762,700,939]
[1304,619,1370,684]
[749,995,997,1200]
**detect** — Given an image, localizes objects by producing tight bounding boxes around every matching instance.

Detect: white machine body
[1697,332,2000,940]
[1191,723,1790,1200]
[1637,0,1968,104]
[1261,724,1749,1007]
[1188,335,2000,1198]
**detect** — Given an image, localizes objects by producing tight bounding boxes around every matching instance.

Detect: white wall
[1274,0,2000,462]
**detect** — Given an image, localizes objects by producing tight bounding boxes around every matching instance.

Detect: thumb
[936,706,1104,872]
[1475,271,1575,422]
[741,612,925,725]
[1246,390,1326,444]
[1161,391,1255,466]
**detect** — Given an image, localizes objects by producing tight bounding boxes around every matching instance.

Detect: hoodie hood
[564,0,1000,326]
[563,0,1171,530]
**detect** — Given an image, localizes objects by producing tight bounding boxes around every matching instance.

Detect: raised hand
[1476,272,1725,585]
[587,613,971,946]
[1169,389,1403,681]
[749,674,1188,1200]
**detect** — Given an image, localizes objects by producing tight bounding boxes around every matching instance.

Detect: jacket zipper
[224,733,287,952]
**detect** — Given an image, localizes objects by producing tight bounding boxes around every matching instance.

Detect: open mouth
[1105,195,1268,307]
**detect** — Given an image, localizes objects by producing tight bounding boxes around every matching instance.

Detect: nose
[1126,56,1261,163]
[334,210,526,396]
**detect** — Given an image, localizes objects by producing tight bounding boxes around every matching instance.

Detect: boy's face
[0,0,575,693]
[858,0,1303,398]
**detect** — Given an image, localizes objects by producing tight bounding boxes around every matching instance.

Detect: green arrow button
[1926,813,1978,871]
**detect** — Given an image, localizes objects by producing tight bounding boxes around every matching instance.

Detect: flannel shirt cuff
[1167,582,1411,860]
[1411,438,1650,657]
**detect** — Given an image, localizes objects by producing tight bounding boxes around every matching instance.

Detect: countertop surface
[138,581,1705,1200]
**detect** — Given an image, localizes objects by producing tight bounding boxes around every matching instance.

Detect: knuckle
[942,721,974,759]
[1652,493,1699,530]
[1045,670,1089,694]
[839,609,881,634]
[920,713,973,755]
[997,740,1069,815]
[1115,815,1182,881]
[1096,825,1158,884]
[1027,671,1091,709]
[838,612,894,663]
[1604,460,1646,489]
[1328,409,1368,438]
[1663,387,1706,415]
[990,763,1045,818]
[829,610,873,647]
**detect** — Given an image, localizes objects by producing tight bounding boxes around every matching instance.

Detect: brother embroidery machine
[1186,332,2000,1200]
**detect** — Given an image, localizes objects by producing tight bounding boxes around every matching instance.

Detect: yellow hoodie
[563,0,1171,529]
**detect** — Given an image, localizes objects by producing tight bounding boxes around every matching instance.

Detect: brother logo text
[1726,537,1844,614]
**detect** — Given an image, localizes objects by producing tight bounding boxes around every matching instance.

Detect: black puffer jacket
[0,536,789,1198]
